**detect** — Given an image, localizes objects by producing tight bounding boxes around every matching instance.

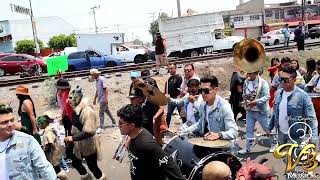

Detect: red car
[0,54,47,76]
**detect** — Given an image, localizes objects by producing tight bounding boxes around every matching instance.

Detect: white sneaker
[96,128,104,134]
[269,143,278,153]
[238,149,251,154]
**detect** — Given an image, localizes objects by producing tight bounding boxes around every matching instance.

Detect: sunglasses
[199,88,213,94]
[279,77,292,83]
[184,69,192,73]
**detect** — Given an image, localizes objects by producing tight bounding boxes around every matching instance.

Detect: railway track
[1,41,320,87]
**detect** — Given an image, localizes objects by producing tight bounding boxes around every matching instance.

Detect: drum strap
[204,104,209,134]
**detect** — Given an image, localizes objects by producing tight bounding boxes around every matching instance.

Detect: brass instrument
[233,38,266,73]
[234,39,265,110]
[113,135,129,163]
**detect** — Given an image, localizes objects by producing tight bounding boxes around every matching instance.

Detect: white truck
[76,33,148,63]
[159,12,244,57]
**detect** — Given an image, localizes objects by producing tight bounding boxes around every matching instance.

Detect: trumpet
[113,135,129,163]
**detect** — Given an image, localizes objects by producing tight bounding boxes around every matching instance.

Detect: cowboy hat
[16,86,31,95]
[90,68,101,75]
[56,79,71,89]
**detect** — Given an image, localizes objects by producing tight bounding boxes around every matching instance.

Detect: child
[37,114,69,180]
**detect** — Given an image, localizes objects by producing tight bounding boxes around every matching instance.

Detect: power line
[90,5,100,34]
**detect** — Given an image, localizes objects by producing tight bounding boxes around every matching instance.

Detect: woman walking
[16,85,41,144]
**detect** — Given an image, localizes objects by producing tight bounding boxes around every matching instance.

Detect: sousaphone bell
[233,38,266,73]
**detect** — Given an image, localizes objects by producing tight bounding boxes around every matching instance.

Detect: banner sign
[10,3,30,16]
[45,55,68,76]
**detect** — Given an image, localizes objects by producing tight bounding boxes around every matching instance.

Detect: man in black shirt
[117,104,185,180]
[165,63,183,127]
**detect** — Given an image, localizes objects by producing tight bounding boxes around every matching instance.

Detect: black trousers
[297,39,305,51]
[53,165,61,174]
[62,115,74,160]
[229,94,246,120]
[72,153,103,179]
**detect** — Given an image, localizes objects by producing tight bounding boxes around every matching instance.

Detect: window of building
[265,9,273,17]
[275,9,280,19]
[250,15,260,20]
[233,16,244,22]
[280,9,285,19]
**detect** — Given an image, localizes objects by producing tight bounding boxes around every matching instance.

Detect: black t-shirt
[166,74,183,98]
[128,129,185,180]
[142,101,159,134]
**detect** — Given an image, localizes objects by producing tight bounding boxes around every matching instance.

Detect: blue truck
[67,50,126,71]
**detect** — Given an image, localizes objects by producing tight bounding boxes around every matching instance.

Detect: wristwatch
[218,132,223,139]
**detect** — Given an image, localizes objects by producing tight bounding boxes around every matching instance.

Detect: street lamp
[28,0,40,57]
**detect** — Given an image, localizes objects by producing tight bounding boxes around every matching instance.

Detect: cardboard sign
[45,55,68,76]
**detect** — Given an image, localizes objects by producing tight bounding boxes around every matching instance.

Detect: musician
[238,71,271,154]
[117,104,185,180]
[128,88,164,144]
[271,57,292,91]
[229,67,246,121]
[169,79,203,130]
[269,67,318,147]
[305,60,320,93]
[183,76,238,141]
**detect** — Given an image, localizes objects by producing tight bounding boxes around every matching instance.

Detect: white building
[0,16,75,52]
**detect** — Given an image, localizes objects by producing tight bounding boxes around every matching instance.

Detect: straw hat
[90,68,101,75]
[16,86,30,95]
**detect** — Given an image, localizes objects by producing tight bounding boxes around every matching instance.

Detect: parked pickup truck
[67,50,126,71]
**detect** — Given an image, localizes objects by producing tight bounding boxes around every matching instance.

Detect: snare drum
[163,136,240,180]
[309,93,320,134]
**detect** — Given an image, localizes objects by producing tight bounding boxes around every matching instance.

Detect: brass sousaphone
[233,38,266,73]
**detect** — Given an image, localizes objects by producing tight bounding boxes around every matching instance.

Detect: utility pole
[90,5,100,34]
[28,0,39,57]
[177,0,181,17]
[301,0,306,22]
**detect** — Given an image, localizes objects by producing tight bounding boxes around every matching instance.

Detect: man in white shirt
[179,64,200,97]
[269,67,318,149]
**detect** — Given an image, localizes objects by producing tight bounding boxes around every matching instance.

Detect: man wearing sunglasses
[269,67,318,151]
[184,76,238,141]
[305,60,320,92]
[169,79,203,131]
[0,104,56,179]
[179,64,200,97]
[238,70,271,154]
[271,57,292,92]
[117,104,185,180]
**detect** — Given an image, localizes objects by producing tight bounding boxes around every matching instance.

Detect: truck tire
[134,55,148,64]
[190,50,199,57]
[106,61,117,67]
[67,66,76,72]
[0,69,6,76]
[274,39,280,45]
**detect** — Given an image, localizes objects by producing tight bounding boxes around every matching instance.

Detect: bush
[15,39,44,54]
[48,34,76,50]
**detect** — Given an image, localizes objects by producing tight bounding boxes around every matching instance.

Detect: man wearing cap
[0,103,56,179]
[129,71,139,96]
[64,86,106,180]
[155,32,168,75]
[90,68,116,134]
[128,88,164,144]
[141,69,159,89]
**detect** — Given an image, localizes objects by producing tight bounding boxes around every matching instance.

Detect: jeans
[284,37,290,47]
[166,101,184,127]
[99,101,116,128]
[59,155,69,170]
[245,111,270,151]
[72,153,103,179]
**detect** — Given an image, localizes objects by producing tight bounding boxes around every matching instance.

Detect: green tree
[48,34,76,50]
[132,39,143,45]
[149,13,169,44]
[14,39,44,54]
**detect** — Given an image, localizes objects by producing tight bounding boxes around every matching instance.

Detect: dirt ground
[1,47,320,179]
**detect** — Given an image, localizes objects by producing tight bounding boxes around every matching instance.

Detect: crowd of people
[0,53,319,180]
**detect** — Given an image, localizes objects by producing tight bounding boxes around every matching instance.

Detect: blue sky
[1,0,294,42]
